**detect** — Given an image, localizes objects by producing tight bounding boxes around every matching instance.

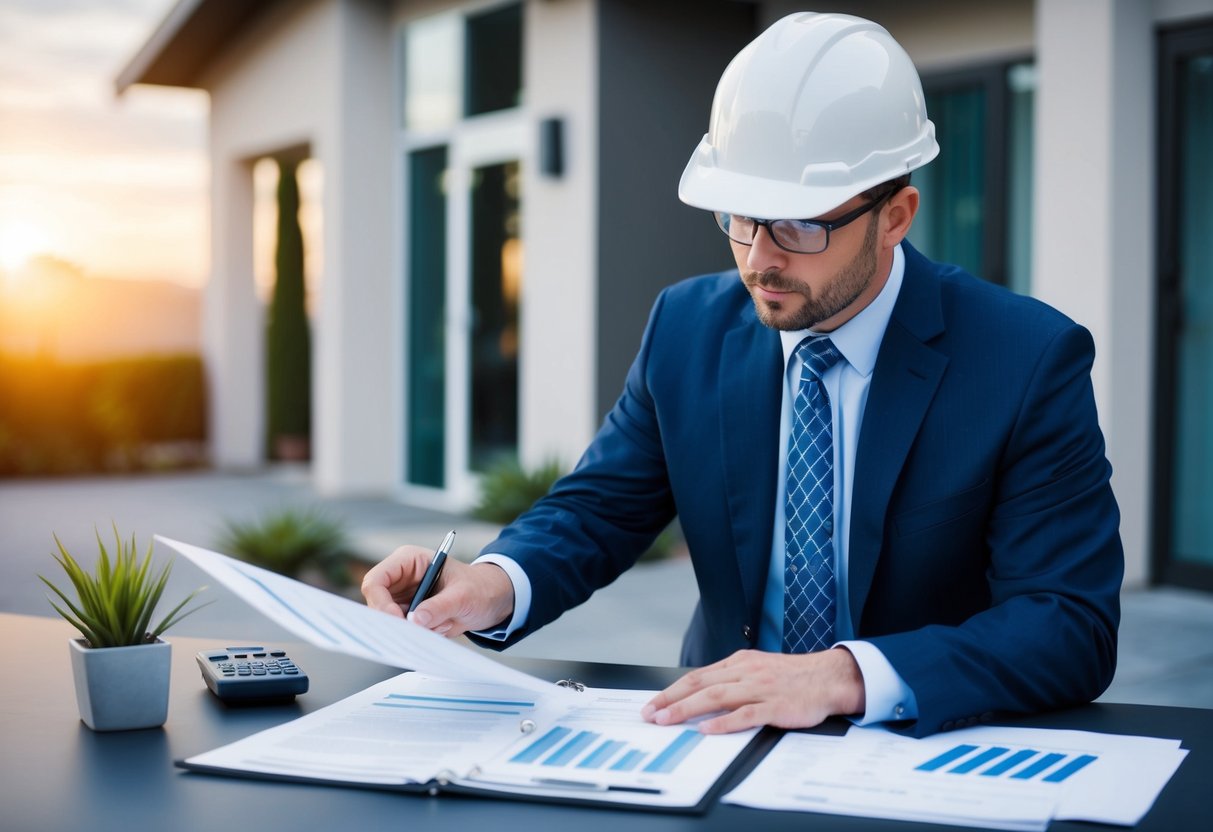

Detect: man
[363,12,1123,738]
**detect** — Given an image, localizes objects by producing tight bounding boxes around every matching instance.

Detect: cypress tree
[265,158,311,458]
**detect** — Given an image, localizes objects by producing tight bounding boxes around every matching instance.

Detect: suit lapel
[848,246,948,629]
[719,310,783,618]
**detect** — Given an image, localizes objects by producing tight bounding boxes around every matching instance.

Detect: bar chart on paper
[915,743,1099,783]
[509,726,704,774]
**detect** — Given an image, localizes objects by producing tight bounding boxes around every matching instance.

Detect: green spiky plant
[40,527,209,648]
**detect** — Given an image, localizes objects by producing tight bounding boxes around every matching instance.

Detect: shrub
[217,508,352,587]
[473,457,566,524]
[265,159,311,457]
[0,353,206,476]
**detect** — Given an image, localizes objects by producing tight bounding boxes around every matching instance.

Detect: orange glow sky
[0,0,209,287]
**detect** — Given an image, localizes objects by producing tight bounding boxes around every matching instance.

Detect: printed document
[723,723,1187,830]
[181,671,758,809]
[156,536,559,696]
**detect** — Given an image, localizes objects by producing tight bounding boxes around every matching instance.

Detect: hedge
[0,353,206,476]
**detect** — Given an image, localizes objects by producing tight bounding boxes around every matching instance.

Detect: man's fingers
[643,652,756,715]
[360,546,435,616]
[363,584,405,618]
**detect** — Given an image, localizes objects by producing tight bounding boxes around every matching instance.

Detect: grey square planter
[68,637,171,731]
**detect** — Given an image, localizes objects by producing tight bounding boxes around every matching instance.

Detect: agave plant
[40,527,209,648]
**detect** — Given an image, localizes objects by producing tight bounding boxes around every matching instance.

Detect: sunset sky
[0,0,209,287]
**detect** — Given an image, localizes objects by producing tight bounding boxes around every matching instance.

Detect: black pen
[408,530,455,615]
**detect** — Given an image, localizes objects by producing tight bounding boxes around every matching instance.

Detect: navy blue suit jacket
[479,242,1123,737]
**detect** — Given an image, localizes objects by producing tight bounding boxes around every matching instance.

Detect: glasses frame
[715,185,902,255]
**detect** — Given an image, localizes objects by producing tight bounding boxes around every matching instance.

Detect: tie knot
[796,336,842,380]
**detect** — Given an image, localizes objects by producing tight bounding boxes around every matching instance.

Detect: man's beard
[743,215,879,331]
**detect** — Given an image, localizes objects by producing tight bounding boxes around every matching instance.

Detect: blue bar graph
[643,730,703,774]
[609,749,646,772]
[577,740,625,770]
[981,749,1038,776]
[949,747,1010,774]
[543,731,600,766]
[917,745,1100,783]
[511,726,571,764]
[1011,752,1066,780]
[916,744,980,772]
[510,727,703,775]
[1043,754,1097,783]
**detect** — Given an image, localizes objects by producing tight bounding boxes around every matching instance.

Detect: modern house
[117,0,1213,593]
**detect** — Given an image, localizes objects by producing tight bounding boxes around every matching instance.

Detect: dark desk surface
[2,611,1207,832]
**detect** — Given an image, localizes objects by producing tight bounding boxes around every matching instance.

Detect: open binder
[177,671,771,813]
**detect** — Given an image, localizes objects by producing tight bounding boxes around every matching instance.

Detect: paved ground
[3,469,1210,709]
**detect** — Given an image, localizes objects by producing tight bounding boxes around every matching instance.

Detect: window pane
[465,3,523,117]
[403,13,461,130]
[1005,63,1036,296]
[1172,53,1213,567]
[910,85,987,277]
[468,161,522,471]
[407,146,448,488]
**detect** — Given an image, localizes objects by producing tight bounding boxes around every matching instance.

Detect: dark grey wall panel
[595,0,756,419]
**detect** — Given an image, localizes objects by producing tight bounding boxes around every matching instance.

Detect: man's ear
[881,186,920,249]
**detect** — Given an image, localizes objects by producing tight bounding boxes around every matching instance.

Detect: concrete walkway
[3,469,1210,709]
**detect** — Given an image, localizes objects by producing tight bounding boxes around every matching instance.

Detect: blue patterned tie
[784,336,843,654]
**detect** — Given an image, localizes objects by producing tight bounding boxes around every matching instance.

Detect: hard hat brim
[678,134,937,220]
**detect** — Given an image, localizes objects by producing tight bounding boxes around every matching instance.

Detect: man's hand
[641,647,866,734]
[361,545,515,637]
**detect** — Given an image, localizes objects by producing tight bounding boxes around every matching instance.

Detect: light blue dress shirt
[477,245,918,724]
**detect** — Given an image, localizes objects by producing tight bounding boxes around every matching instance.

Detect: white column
[1034,0,1153,585]
[311,0,396,494]
[519,0,599,469]
[204,154,263,468]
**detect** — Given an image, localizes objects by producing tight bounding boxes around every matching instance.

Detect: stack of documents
[723,723,1187,830]
[159,537,758,811]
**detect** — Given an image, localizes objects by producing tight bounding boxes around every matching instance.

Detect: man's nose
[747,225,788,272]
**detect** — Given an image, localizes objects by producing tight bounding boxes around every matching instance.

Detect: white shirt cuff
[835,640,918,724]
[469,553,532,641]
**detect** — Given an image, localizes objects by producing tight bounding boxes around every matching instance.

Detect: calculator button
[270,651,286,657]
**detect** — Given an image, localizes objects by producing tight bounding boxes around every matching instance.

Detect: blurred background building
[114,0,1213,595]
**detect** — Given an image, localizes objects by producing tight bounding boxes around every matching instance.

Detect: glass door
[1155,21,1213,590]
[400,3,525,503]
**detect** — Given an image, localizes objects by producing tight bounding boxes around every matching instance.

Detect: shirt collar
[779,242,905,378]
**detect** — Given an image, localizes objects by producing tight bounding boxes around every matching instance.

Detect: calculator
[195,647,309,703]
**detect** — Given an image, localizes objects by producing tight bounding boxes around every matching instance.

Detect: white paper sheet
[155,536,566,697]
[722,723,1187,830]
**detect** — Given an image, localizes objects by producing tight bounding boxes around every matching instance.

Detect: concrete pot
[68,637,171,731]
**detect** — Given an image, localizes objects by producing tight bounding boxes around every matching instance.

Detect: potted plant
[39,527,208,731]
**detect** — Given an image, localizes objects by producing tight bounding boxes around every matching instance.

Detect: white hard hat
[679,12,939,220]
